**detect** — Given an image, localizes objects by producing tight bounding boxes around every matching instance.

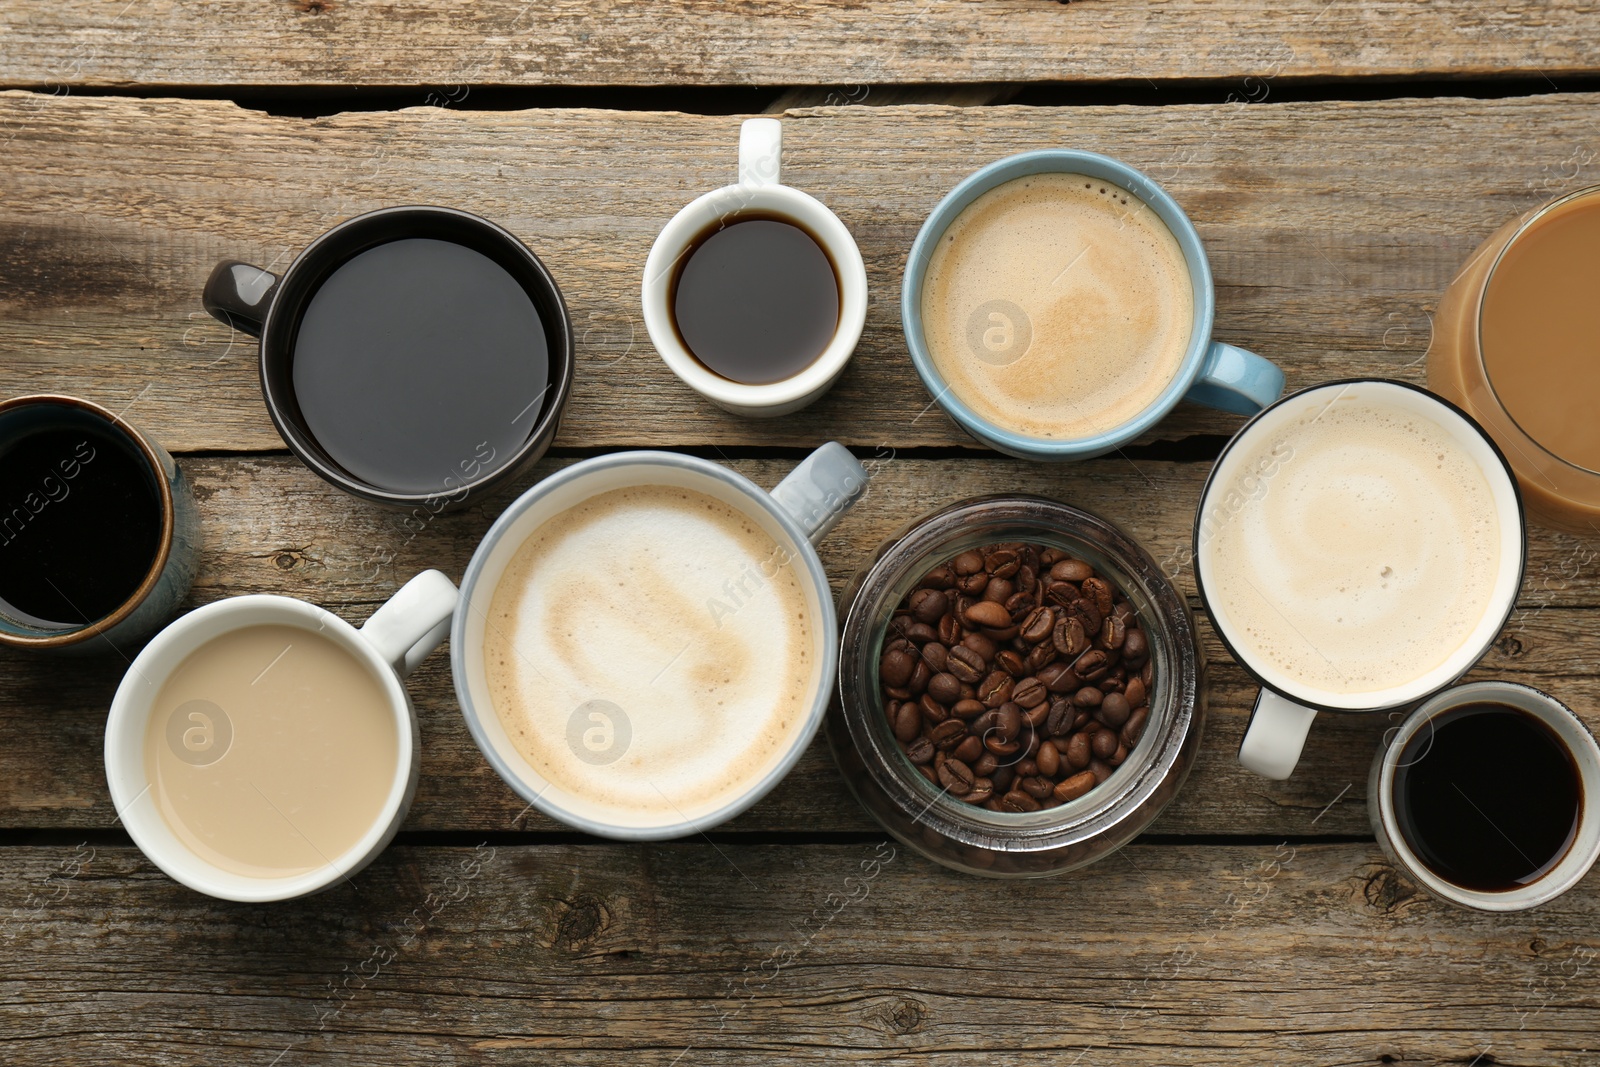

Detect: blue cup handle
[1185,341,1285,416]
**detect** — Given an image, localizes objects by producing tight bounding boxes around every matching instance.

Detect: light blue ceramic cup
[902,149,1286,460]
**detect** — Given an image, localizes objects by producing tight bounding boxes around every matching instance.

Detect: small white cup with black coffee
[642,119,868,417]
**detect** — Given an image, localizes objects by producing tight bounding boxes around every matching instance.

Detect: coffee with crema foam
[1198,392,1502,696]
[484,483,816,828]
[921,172,1194,440]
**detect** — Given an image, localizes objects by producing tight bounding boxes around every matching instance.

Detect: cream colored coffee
[1199,393,1501,696]
[144,624,399,879]
[921,172,1194,440]
[485,483,815,827]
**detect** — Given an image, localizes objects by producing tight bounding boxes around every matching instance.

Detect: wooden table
[4,4,1600,1063]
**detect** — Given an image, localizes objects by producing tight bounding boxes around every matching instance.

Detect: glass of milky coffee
[452,444,868,838]
[902,150,1286,459]
[1193,379,1526,780]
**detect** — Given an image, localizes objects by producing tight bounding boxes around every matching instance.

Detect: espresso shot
[669,212,841,385]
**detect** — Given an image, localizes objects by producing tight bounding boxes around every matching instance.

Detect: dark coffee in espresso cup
[203,206,574,511]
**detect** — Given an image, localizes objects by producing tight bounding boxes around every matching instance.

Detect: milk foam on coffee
[921,172,1194,440]
[1199,394,1501,696]
[485,484,815,826]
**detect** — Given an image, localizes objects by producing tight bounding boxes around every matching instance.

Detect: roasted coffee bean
[1109,743,1128,767]
[978,671,1015,708]
[1023,702,1050,729]
[1039,546,1065,567]
[938,758,976,795]
[922,564,955,589]
[1021,775,1055,800]
[965,777,995,804]
[1080,576,1114,617]
[927,672,962,705]
[1036,739,1062,777]
[1053,616,1089,657]
[905,621,940,645]
[1113,599,1136,624]
[961,632,998,661]
[908,658,932,694]
[1000,790,1041,813]
[917,763,939,785]
[952,549,985,575]
[991,765,1015,792]
[1100,615,1127,651]
[919,693,950,724]
[1065,731,1092,770]
[1100,667,1126,692]
[1016,564,1038,596]
[1098,692,1132,729]
[1050,559,1095,583]
[937,613,963,646]
[892,701,921,743]
[993,702,1023,742]
[1141,659,1154,687]
[906,736,934,764]
[996,649,1026,675]
[1038,662,1080,693]
[981,577,1013,605]
[880,647,914,687]
[973,752,999,776]
[1124,677,1146,709]
[953,735,984,763]
[987,547,1021,578]
[930,719,968,750]
[1073,709,1093,731]
[1073,649,1110,681]
[985,734,1022,757]
[1004,592,1036,623]
[1046,699,1076,738]
[1123,627,1149,667]
[963,600,1011,629]
[1011,676,1048,710]
[1053,770,1097,802]
[1064,597,1103,636]
[947,645,986,683]
[884,685,911,701]
[1024,642,1059,672]
[1089,759,1113,784]
[952,698,986,720]
[1019,606,1055,644]
[910,587,948,625]
[919,641,950,674]
[1091,727,1118,760]
[1072,686,1103,709]
[1044,580,1080,607]
[1121,706,1148,747]
[957,571,989,595]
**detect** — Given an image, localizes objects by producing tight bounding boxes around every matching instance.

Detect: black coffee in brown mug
[669,212,840,385]
[203,207,574,510]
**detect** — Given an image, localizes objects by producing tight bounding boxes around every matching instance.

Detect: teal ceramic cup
[902,149,1286,460]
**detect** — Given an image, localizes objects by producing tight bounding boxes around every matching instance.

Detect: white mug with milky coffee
[104,570,459,902]
[1192,379,1526,780]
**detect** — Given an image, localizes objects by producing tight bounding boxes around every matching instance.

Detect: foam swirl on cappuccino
[1198,393,1502,696]
[484,484,816,828]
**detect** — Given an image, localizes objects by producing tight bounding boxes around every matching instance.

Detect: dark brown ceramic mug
[203,206,574,512]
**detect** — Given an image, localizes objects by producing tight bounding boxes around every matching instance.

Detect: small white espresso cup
[641,118,868,418]
[104,570,459,902]
[1370,681,1600,911]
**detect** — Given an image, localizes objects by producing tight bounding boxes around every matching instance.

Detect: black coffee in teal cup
[902,150,1285,459]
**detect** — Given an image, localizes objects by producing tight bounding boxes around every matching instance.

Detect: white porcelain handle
[1238,689,1319,780]
[739,117,782,188]
[770,442,867,544]
[359,569,459,677]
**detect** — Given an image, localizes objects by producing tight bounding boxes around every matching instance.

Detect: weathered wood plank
[1,455,1593,836]
[2,92,1598,451]
[3,1,1598,88]
[0,841,1595,1064]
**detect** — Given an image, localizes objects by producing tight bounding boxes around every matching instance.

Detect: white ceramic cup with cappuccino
[1193,379,1526,780]
[642,118,868,418]
[452,443,868,839]
[104,570,459,902]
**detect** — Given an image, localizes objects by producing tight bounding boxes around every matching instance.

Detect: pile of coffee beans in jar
[878,541,1153,812]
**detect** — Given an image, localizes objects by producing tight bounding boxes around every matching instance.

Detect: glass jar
[826,495,1205,877]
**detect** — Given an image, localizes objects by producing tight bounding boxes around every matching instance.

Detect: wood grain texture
[2,1,1598,88]
[0,841,1595,1064]
[2,92,1599,451]
[2,455,1594,837]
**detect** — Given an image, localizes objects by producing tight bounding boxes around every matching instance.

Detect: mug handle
[1238,689,1319,779]
[202,260,280,337]
[358,569,460,677]
[739,117,782,188]
[770,442,868,544]
[1185,341,1286,416]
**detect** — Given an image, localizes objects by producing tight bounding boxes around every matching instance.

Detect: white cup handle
[1238,689,1319,780]
[739,117,782,188]
[770,442,868,544]
[359,569,460,677]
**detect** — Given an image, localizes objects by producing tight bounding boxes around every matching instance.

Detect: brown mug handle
[202,260,279,337]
